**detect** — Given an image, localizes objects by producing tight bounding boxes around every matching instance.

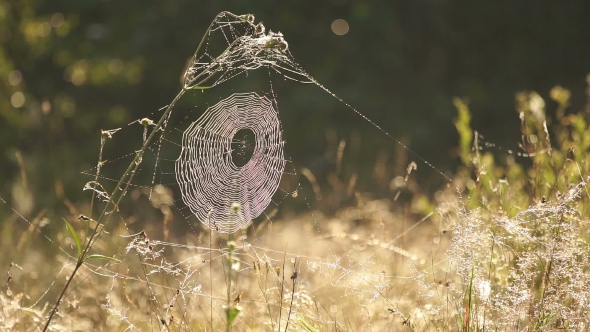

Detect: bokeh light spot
[331,19,349,36]
[109,105,129,124]
[50,13,64,28]
[38,22,51,37]
[108,58,124,74]
[41,100,52,114]
[11,92,25,108]
[65,59,89,86]
[8,70,22,86]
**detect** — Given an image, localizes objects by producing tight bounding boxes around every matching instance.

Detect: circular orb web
[175,92,285,233]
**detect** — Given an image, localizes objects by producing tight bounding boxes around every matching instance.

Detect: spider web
[161,13,307,231]
[175,92,285,233]
[83,11,451,234]
[73,10,446,281]
[180,12,309,89]
[77,12,309,235]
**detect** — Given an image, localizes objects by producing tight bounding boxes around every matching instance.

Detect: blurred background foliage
[1,0,590,221]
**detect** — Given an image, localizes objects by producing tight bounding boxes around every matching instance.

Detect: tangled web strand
[182,12,310,90]
[175,92,285,233]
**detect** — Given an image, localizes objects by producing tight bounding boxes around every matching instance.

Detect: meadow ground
[2,88,590,331]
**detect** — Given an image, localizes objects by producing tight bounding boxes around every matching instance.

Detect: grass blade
[85,254,121,263]
[63,218,82,260]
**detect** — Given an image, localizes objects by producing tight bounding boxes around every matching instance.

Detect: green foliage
[445,86,590,330]
[453,87,590,216]
[63,215,122,263]
[225,306,241,331]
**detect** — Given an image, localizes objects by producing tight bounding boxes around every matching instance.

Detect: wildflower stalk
[225,235,242,332]
[464,265,475,332]
[284,258,299,332]
[41,19,222,328]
